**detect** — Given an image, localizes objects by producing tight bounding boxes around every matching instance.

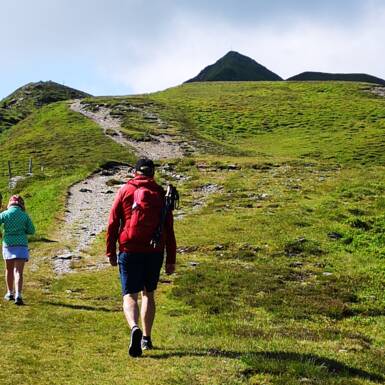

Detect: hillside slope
[0,81,90,132]
[152,81,385,165]
[81,81,385,164]
[185,51,282,82]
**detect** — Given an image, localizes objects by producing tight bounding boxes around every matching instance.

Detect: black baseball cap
[135,158,155,176]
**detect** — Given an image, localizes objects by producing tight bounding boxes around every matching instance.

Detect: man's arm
[106,188,123,266]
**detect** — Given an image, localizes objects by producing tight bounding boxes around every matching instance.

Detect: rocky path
[70,100,185,160]
[53,165,131,274]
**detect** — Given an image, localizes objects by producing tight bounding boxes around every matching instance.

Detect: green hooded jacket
[0,206,35,247]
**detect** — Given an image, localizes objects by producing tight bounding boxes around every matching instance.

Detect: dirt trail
[53,165,132,274]
[70,100,185,160]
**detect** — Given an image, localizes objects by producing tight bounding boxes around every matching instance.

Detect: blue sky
[1,0,384,98]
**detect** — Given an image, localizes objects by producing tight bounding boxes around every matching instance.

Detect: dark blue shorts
[118,252,164,295]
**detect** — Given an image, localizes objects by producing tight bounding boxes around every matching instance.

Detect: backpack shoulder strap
[127,179,138,188]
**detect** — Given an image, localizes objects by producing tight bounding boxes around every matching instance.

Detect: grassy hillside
[1,82,385,385]
[152,82,385,164]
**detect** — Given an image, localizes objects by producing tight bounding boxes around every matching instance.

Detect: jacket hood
[128,175,163,191]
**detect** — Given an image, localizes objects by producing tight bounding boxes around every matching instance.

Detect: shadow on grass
[29,237,58,243]
[148,349,384,383]
[45,301,120,313]
[346,308,385,318]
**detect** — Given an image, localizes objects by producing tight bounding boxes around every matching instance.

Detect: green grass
[1,82,385,384]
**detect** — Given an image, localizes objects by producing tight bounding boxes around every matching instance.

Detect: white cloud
[1,0,385,97]
[98,3,385,93]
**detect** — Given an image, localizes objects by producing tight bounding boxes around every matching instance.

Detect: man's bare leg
[123,293,143,357]
[123,293,139,328]
[141,289,156,338]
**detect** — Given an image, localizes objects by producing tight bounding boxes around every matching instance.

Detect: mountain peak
[185,51,282,83]
[0,81,91,132]
[223,50,244,58]
[3,81,91,105]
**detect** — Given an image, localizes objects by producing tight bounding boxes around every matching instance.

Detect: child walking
[0,195,35,305]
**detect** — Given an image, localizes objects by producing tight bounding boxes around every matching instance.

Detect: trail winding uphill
[53,101,191,274]
[70,100,185,160]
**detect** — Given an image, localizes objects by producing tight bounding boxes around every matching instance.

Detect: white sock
[15,291,21,298]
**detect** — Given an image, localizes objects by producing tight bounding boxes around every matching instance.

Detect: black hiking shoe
[128,326,142,357]
[14,296,24,306]
[141,337,153,350]
[4,293,14,301]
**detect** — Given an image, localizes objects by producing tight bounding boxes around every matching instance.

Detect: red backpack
[127,183,164,244]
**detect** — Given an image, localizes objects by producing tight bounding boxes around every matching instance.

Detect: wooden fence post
[7,161,12,180]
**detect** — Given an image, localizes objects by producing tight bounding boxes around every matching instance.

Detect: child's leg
[5,260,15,294]
[14,259,25,297]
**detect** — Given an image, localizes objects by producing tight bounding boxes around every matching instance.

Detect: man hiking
[106,158,176,357]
